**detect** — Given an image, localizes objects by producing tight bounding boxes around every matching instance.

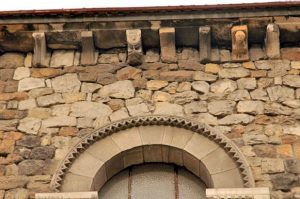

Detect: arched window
[99,163,207,199]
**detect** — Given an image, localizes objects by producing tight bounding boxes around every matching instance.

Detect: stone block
[18,77,45,92]
[70,101,112,118]
[111,128,142,151]
[50,50,74,68]
[98,80,135,99]
[116,66,141,80]
[0,53,24,69]
[237,100,264,115]
[159,28,177,63]
[36,192,99,199]
[281,47,300,61]
[52,74,81,93]
[160,70,193,82]
[193,71,217,82]
[208,100,235,116]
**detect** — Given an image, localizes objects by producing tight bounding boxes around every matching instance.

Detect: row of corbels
[32,24,280,67]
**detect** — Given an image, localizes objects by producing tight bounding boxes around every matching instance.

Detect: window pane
[98,169,129,199]
[131,164,175,199]
[178,168,207,199]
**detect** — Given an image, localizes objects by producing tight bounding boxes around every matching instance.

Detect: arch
[51,115,254,192]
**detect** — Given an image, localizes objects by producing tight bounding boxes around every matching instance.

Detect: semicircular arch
[50,115,254,192]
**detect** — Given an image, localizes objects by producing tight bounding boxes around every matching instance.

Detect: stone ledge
[206,187,270,199]
[35,191,98,199]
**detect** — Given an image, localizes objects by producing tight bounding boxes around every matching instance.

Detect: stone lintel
[126,29,143,66]
[35,192,99,199]
[159,27,177,63]
[80,31,97,65]
[32,32,51,67]
[199,26,211,63]
[231,25,249,62]
[206,187,270,199]
[265,23,280,59]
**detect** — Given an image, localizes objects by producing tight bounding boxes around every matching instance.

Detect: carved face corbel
[126,29,143,66]
[231,25,249,61]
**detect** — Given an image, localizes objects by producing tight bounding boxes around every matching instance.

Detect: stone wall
[0,47,299,198]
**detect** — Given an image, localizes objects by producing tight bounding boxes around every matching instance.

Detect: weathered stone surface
[219,68,250,79]
[154,102,183,116]
[0,53,24,69]
[80,31,97,66]
[261,158,284,174]
[98,54,119,64]
[70,101,112,118]
[50,50,74,68]
[59,127,78,137]
[107,99,125,111]
[28,88,53,98]
[227,90,251,101]
[243,134,268,145]
[205,63,220,74]
[159,71,193,82]
[159,28,177,63]
[184,101,207,114]
[18,117,41,135]
[231,25,249,61]
[42,116,77,128]
[172,91,198,104]
[145,50,160,63]
[18,78,45,92]
[99,80,135,99]
[237,101,264,115]
[271,173,298,190]
[285,159,300,174]
[97,73,117,85]
[237,78,256,90]
[178,60,203,71]
[30,146,55,160]
[4,188,29,199]
[0,139,15,155]
[0,109,26,120]
[265,24,280,59]
[193,71,217,83]
[250,89,269,101]
[13,67,30,81]
[18,160,45,175]
[146,80,168,90]
[28,108,51,119]
[264,102,292,115]
[210,79,237,94]
[191,81,209,94]
[109,108,129,121]
[116,66,142,80]
[62,92,86,103]
[218,114,254,125]
[291,61,300,69]
[0,92,28,101]
[31,68,63,78]
[253,144,276,158]
[283,124,300,136]
[0,176,28,190]
[197,113,218,126]
[152,91,171,102]
[249,46,267,61]
[267,86,294,101]
[176,82,191,92]
[37,93,64,107]
[80,82,102,93]
[0,120,18,131]
[127,103,149,116]
[283,75,300,88]
[281,47,300,61]
[208,100,235,116]
[17,136,40,148]
[18,99,36,110]
[52,74,81,93]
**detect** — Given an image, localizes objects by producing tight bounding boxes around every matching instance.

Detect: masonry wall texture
[0,43,300,198]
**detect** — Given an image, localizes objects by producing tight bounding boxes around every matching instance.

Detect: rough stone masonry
[0,7,300,198]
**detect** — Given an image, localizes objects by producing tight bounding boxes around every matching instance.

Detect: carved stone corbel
[199,26,211,63]
[80,31,97,65]
[159,27,177,63]
[32,32,51,67]
[265,23,280,59]
[126,29,143,66]
[231,25,249,61]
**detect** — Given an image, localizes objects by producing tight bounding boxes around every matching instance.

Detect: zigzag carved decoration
[50,115,255,191]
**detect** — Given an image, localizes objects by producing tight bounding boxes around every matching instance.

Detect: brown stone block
[159,70,193,82]
[140,62,168,70]
[0,139,15,155]
[0,69,14,81]
[265,24,280,59]
[78,72,97,82]
[31,68,64,78]
[0,109,26,120]
[281,135,299,144]
[0,153,23,165]
[0,92,28,101]
[277,144,294,158]
[159,27,177,63]
[281,48,300,61]
[116,66,142,80]
[4,80,18,93]
[59,127,78,137]
[293,142,300,159]
[231,25,249,61]
[3,132,23,141]
[253,144,276,158]
[251,70,267,78]
[143,70,160,80]
[97,73,117,85]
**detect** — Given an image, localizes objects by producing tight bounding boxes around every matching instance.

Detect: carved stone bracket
[199,26,211,63]
[80,31,97,65]
[36,192,98,199]
[126,29,143,66]
[159,27,177,63]
[231,25,249,62]
[265,23,280,59]
[206,188,270,199]
[32,32,51,67]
